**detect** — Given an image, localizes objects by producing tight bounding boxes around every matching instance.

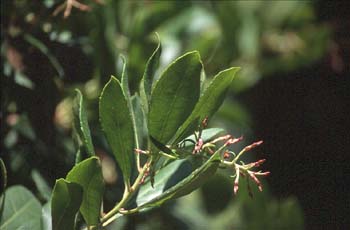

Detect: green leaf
[0,185,42,230]
[140,35,162,114]
[148,51,202,145]
[135,152,221,209]
[14,114,36,141]
[120,57,141,150]
[73,89,95,161]
[31,169,52,202]
[75,148,85,165]
[41,202,51,230]
[14,71,35,89]
[99,76,135,184]
[135,159,188,207]
[0,158,6,196]
[66,157,104,226]
[132,95,146,148]
[172,128,225,158]
[120,56,130,102]
[51,179,83,230]
[173,67,240,143]
[0,158,6,216]
[182,128,225,146]
[150,136,176,156]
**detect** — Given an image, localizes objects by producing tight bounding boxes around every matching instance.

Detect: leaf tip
[74,88,83,96]
[222,67,241,75]
[119,54,126,63]
[100,76,121,101]
[189,50,201,60]
[154,32,161,45]
[109,75,120,83]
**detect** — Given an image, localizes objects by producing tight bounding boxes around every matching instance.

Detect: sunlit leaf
[100,76,135,183]
[140,35,162,114]
[148,51,202,145]
[132,95,146,148]
[135,151,221,209]
[73,89,95,162]
[0,185,42,230]
[173,67,240,143]
[41,202,51,230]
[182,128,225,146]
[120,57,141,150]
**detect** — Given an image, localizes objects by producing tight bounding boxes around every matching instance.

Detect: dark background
[241,3,350,228]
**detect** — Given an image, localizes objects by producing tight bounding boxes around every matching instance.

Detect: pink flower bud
[224,136,243,147]
[234,182,239,195]
[251,159,266,167]
[234,168,240,195]
[255,171,270,176]
[248,171,263,192]
[140,170,149,184]
[201,117,209,128]
[193,138,204,154]
[243,140,263,152]
[223,151,230,159]
[211,134,232,144]
[207,148,214,155]
[135,149,148,155]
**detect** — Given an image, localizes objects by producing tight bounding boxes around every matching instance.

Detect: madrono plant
[0,39,269,230]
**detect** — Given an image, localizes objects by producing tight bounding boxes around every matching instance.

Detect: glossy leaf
[148,51,202,145]
[135,152,221,209]
[73,89,95,161]
[66,157,104,226]
[51,179,83,230]
[0,185,42,230]
[100,76,135,183]
[173,67,240,144]
[140,35,162,114]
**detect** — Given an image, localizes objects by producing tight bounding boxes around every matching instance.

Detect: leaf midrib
[79,95,93,156]
[158,73,187,142]
[55,189,72,230]
[1,198,36,228]
[84,168,100,224]
[114,111,129,176]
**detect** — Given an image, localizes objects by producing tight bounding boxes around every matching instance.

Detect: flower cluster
[134,116,270,197]
[191,125,270,197]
